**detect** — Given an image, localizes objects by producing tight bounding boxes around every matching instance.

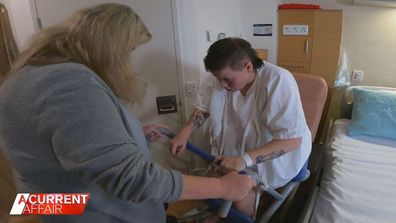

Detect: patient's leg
[202,168,256,222]
[203,190,256,223]
[233,190,256,216]
[202,214,221,223]
[255,187,284,219]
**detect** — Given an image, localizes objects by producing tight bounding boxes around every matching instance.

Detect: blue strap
[292,160,308,181]
[160,128,308,223]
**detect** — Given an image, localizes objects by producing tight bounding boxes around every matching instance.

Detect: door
[33,0,188,171]
[0,3,18,81]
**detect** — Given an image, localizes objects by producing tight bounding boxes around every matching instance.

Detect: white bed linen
[310,119,396,223]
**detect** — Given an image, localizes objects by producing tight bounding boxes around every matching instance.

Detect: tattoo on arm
[188,109,209,129]
[255,150,285,164]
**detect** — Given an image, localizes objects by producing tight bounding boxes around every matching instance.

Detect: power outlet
[351,70,364,82]
[283,25,309,36]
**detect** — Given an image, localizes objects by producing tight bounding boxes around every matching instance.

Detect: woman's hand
[219,171,255,201]
[215,155,246,173]
[143,124,168,143]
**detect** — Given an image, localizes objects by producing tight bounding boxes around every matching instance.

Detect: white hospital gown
[195,62,311,188]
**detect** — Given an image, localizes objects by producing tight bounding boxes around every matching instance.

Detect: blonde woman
[0,4,254,223]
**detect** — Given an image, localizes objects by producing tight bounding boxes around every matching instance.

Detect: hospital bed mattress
[310,119,396,223]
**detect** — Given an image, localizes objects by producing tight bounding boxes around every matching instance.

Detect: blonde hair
[10,3,151,103]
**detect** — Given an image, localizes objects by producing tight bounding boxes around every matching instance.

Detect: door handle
[159,105,176,112]
[304,40,309,54]
[156,95,178,114]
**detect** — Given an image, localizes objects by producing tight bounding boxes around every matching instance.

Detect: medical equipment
[160,128,309,223]
[161,72,328,222]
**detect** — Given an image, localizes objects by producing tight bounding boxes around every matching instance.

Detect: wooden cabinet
[277,10,342,88]
[255,48,268,61]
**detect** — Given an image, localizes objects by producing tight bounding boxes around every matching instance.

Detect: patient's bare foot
[202,214,221,223]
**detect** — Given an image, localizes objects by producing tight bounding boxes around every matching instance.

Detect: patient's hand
[143,124,168,143]
[169,130,189,156]
[215,155,246,173]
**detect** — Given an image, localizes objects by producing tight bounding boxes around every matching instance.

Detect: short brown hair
[203,38,263,72]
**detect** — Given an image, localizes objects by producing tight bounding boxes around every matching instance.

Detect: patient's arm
[250,137,301,164]
[218,138,302,172]
[143,124,169,143]
[169,108,209,155]
[179,172,254,201]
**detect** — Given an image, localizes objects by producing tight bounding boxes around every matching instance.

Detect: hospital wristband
[241,152,254,168]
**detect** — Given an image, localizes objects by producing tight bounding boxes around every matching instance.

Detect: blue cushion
[348,88,396,140]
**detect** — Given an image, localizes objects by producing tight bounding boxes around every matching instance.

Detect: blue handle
[160,128,216,162]
[160,128,252,222]
[160,128,247,174]
[187,142,216,163]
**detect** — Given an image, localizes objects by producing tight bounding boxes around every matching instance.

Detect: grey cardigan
[0,63,183,223]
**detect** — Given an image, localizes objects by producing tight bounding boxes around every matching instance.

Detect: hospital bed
[303,86,396,223]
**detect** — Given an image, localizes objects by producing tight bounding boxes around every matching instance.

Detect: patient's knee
[233,190,256,217]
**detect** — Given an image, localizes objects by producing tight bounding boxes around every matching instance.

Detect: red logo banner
[10,193,90,215]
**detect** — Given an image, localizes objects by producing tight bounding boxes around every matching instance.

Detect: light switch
[206,30,215,42]
[186,81,197,96]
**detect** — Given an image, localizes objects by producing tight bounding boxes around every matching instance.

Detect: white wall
[341,5,396,87]
[176,0,242,119]
[175,0,242,163]
[239,0,396,87]
[240,0,281,64]
[279,0,396,87]
[3,0,396,100]
[3,0,243,118]
[0,0,36,50]
[193,0,242,67]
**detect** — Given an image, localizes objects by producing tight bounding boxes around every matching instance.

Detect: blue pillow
[348,88,396,140]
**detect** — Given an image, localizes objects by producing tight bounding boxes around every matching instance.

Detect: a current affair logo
[10,193,90,215]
